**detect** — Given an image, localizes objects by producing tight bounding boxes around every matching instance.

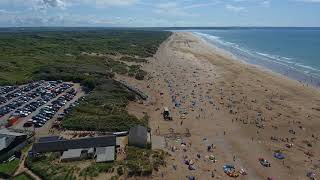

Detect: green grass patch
[80,162,114,178]
[62,80,148,131]
[13,173,33,180]
[124,146,166,177]
[120,56,147,63]
[0,159,20,176]
[26,153,79,180]
[22,143,33,154]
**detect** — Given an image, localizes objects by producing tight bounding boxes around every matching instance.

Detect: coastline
[192,31,320,89]
[117,32,320,179]
[191,31,320,91]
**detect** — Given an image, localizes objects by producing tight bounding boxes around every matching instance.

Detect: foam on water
[193,30,320,85]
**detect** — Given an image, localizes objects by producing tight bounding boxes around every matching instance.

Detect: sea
[189,28,320,87]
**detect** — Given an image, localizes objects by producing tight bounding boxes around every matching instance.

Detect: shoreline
[192,31,320,89]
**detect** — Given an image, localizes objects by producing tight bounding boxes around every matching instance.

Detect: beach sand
[116,32,320,180]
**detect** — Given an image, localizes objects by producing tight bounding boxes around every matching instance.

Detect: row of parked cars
[24,86,76,128]
[0,86,16,96]
[0,82,40,107]
[0,81,51,118]
[0,81,73,119]
[3,82,41,101]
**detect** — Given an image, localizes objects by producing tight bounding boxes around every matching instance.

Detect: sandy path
[118,32,320,180]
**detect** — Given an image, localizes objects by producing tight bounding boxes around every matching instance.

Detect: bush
[82,78,96,92]
[135,70,147,80]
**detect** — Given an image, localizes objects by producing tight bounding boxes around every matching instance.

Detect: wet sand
[117,32,320,180]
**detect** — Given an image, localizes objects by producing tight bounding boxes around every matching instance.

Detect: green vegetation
[62,79,148,131]
[80,162,114,177]
[124,146,166,177]
[26,147,167,179]
[13,173,33,180]
[76,147,166,178]
[110,175,120,180]
[0,30,170,131]
[0,159,20,176]
[120,56,147,63]
[2,30,170,178]
[26,153,79,180]
[22,143,33,154]
[0,30,171,85]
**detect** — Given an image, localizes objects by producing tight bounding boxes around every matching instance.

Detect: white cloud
[0,9,18,14]
[81,0,139,7]
[261,0,270,7]
[152,1,217,17]
[43,0,66,8]
[225,4,246,12]
[295,0,320,2]
[154,2,191,16]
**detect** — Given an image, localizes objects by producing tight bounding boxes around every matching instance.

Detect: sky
[0,0,319,27]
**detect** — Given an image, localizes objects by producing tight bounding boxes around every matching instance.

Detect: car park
[0,81,80,129]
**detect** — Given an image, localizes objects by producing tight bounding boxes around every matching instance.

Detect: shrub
[116,166,124,176]
[135,70,147,80]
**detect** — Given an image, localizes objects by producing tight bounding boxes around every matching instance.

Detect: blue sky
[0,0,319,27]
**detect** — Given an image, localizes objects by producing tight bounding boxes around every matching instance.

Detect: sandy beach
[116,32,320,180]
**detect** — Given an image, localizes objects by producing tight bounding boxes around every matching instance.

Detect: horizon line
[0,26,320,29]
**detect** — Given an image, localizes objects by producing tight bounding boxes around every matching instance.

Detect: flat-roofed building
[95,146,115,162]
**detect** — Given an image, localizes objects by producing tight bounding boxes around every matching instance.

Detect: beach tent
[274,152,285,160]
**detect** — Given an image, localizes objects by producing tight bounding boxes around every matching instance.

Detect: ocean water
[191,28,320,87]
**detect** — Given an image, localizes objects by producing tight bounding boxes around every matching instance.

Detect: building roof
[38,136,61,143]
[61,149,82,160]
[95,146,115,162]
[0,128,26,137]
[32,135,116,153]
[0,128,26,151]
[129,125,148,140]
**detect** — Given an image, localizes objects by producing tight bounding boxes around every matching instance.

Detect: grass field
[0,159,20,176]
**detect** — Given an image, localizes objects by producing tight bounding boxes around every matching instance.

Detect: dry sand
[117,32,320,180]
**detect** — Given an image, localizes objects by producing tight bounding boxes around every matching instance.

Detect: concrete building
[0,128,27,161]
[32,135,117,163]
[128,125,148,148]
[95,146,115,162]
